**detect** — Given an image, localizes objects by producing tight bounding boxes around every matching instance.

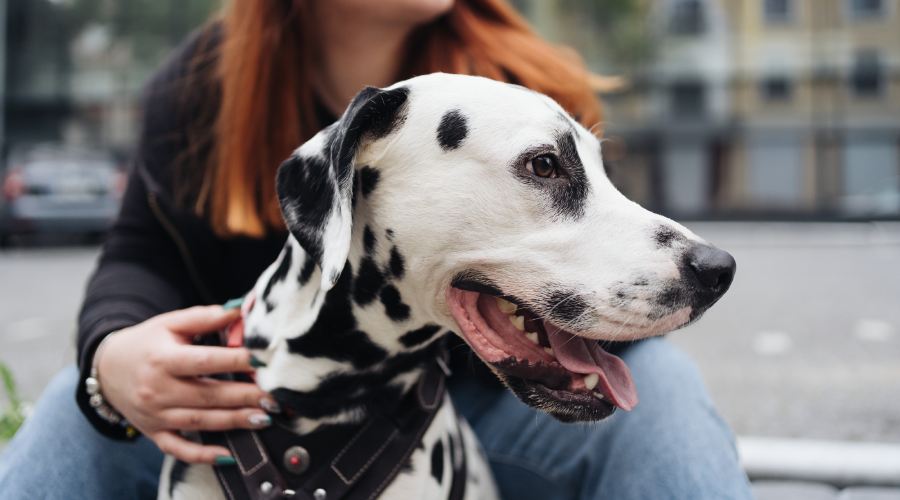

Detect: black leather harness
[200,346,465,500]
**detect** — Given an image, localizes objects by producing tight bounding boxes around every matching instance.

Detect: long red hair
[197,0,602,237]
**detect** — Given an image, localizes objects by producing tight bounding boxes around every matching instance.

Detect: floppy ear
[276,85,409,290]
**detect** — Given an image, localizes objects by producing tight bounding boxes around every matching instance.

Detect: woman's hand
[96,305,278,464]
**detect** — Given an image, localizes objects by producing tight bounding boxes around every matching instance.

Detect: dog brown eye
[527,154,560,179]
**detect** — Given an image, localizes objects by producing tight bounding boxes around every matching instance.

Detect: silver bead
[89,393,103,408]
[282,489,296,498]
[259,481,274,494]
[85,377,100,395]
[313,488,327,500]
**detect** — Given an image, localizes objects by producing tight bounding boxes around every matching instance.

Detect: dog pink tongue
[546,326,639,411]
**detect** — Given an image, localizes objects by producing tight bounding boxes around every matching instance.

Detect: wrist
[85,331,135,436]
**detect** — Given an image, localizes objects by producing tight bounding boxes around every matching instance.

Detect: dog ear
[276,85,409,290]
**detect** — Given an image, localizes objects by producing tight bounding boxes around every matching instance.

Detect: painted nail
[260,398,281,414]
[249,413,272,427]
[223,297,244,310]
[214,455,236,466]
[249,355,267,368]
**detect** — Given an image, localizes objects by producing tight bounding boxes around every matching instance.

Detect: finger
[164,378,276,411]
[158,305,239,336]
[152,431,232,465]
[164,345,256,376]
[161,408,272,432]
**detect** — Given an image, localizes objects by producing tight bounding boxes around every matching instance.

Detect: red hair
[198,0,602,237]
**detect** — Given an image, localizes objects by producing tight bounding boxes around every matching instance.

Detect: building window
[761,76,793,101]
[669,81,706,117]
[764,0,794,23]
[851,50,882,97]
[670,0,706,35]
[849,0,885,18]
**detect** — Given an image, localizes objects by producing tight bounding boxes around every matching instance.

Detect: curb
[739,437,900,487]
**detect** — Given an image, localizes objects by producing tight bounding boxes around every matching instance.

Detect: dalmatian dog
[159,73,735,500]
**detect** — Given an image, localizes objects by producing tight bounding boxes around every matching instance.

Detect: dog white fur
[160,73,734,499]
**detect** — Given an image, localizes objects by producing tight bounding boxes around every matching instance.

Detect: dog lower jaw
[446,287,635,421]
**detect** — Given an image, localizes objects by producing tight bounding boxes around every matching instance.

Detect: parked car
[0,145,125,246]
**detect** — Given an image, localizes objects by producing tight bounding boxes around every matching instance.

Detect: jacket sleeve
[74,29,217,439]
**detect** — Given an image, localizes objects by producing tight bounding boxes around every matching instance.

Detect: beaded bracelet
[85,332,134,435]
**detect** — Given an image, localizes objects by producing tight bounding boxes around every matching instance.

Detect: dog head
[276,73,735,422]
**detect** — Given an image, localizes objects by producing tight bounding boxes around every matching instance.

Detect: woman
[0,1,751,498]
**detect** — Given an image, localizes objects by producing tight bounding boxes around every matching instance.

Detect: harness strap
[200,301,457,500]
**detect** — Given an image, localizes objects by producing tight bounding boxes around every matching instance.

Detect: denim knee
[0,366,163,500]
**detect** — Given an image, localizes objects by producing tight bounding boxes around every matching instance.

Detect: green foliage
[513,0,657,73]
[0,362,26,442]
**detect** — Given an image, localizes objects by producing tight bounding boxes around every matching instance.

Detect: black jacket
[75,30,502,439]
[75,30,289,438]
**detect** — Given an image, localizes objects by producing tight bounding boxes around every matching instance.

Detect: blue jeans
[0,337,751,499]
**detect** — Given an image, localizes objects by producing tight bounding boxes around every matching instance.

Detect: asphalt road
[1,222,899,443]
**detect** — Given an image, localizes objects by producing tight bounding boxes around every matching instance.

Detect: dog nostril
[684,245,736,294]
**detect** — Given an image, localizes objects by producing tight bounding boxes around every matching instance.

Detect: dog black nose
[683,244,736,300]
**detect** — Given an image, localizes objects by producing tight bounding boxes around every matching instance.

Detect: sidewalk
[743,437,900,499]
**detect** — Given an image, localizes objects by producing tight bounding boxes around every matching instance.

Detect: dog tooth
[510,315,525,331]
[593,391,605,400]
[544,347,553,355]
[584,373,599,391]
[525,331,539,344]
[496,297,517,314]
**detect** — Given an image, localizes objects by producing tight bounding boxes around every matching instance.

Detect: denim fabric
[448,337,753,500]
[0,338,751,499]
[0,366,163,500]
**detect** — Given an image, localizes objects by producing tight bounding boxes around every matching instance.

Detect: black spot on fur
[437,109,468,151]
[385,229,395,241]
[287,262,388,369]
[362,87,409,140]
[399,324,442,348]
[272,341,442,419]
[298,252,316,286]
[262,245,293,311]
[363,226,377,255]
[169,460,188,497]
[654,226,684,248]
[431,440,445,484]
[380,285,410,321]
[389,247,405,279]
[360,166,380,198]
[552,131,589,219]
[354,257,386,306]
[276,155,333,266]
[546,289,590,325]
[277,87,408,270]
[244,334,270,350]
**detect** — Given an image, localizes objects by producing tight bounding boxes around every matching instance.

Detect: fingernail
[223,297,244,310]
[260,398,281,414]
[214,455,236,466]
[249,413,272,427]
[249,355,267,368]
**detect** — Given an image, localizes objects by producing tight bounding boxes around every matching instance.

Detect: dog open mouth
[446,286,638,421]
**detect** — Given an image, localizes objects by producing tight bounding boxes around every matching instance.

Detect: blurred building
[1,0,216,161]
[521,0,900,219]
[3,0,899,220]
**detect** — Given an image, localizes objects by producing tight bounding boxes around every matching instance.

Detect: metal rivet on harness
[260,481,274,494]
[313,488,327,500]
[283,446,311,475]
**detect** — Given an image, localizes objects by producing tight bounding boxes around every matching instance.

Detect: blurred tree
[511,0,656,74]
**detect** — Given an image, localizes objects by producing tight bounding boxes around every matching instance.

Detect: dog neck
[243,235,446,433]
